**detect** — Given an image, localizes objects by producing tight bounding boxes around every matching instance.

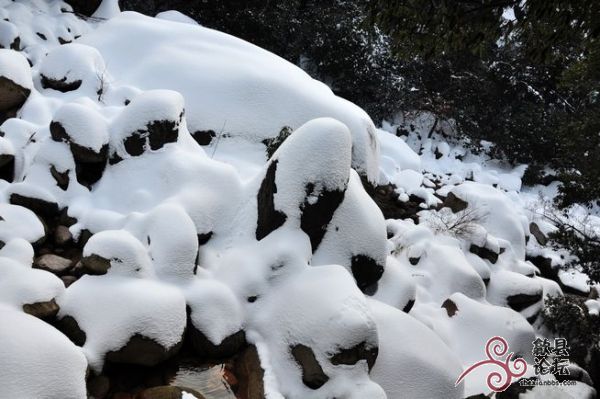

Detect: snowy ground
[0,1,597,399]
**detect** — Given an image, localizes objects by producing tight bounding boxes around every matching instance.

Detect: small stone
[81,253,111,275]
[22,298,59,320]
[54,225,73,246]
[33,254,73,274]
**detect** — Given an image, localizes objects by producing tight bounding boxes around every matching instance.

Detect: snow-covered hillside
[0,1,597,399]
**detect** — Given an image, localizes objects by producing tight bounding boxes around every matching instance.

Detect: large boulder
[0,49,32,122]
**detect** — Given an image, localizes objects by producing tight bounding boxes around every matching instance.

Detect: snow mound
[0,48,33,90]
[79,12,380,181]
[0,305,87,399]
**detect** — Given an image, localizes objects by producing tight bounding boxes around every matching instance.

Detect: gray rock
[81,254,111,275]
[529,222,548,246]
[22,298,59,320]
[54,225,73,246]
[33,254,73,274]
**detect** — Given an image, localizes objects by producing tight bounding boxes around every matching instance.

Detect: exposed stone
[235,345,265,399]
[87,375,110,399]
[256,161,286,240]
[291,344,329,389]
[61,275,77,287]
[0,75,30,114]
[469,243,498,264]
[402,299,415,313]
[329,341,378,371]
[527,254,589,296]
[191,130,216,146]
[81,253,111,275]
[106,333,183,367]
[0,153,14,182]
[56,315,87,346]
[442,298,458,317]
[135,386,206,399]
[40,74,82,92]
[495,377,536,399]
[9,193,59,216]
[22,298,59,320]
[506,292,542,312]
[368,184,421,223]
[147,120,178,150]
[350,254,384,293]
[54,225,73,246]
[263,126,293,159]
[300,183,345,251]
[124,132,146,156]
[188,323,246,359]
[50,165,69,190]
[408,256,420,265]
[444,192,468,213]
[529,222,548,246]
[33,254,73,274]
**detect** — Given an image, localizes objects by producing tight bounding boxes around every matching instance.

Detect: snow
[0,251,64,309]
[79,12,380,181]
[52,102,109,151]
[156,10,199,25]
[369,299,464,399]
[0,49,33,89]
[271,117,351,220]
[37,43,106,94]
[0,2,594,398]
[0,305,88,399]
[58,274,187,371]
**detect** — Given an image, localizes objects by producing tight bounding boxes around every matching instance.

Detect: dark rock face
[106,333,183,367]
[290,344,329,389]
[63,0,102,16]
[22,298,59,320]
[300,184,345,251]
[526,254,589,296]
[0,75,31,124]
[50,165,69,190]
[191,130,216,146]
[442,298,458,317]
[87,375,110,399]
[402,298,415,313]
[506,292,542,312]
[368,184,421,223]
[188,322,247,359]
[469,243,498,264]
[40,74,82,92]
[50,121,108,188]
[56,315,87,346]
[329,341,378,371]
[256,161,286,240]
[444,192,469,213]
[235,345,265,399]
[147,120,179,150]
[0,153,15,182]
[119,120,179,160]
[10,188,67,219]
[263,126,293,159]
[350,254,384,293]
